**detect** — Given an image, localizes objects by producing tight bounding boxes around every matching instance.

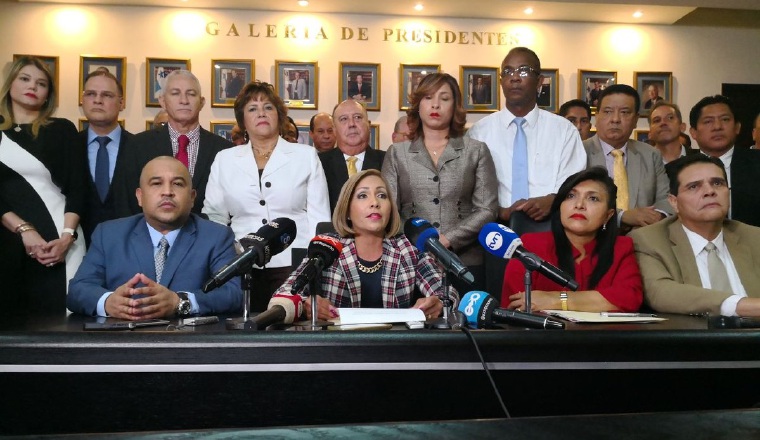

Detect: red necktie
[176,134,189,168]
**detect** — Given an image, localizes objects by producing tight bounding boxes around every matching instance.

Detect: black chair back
[509,211,551,236]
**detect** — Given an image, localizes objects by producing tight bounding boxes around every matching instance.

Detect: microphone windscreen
[457,291,495,329]
[307,234,343,267]
[268,293,303,324]
[478,223,522,259]
[240,218,297,262]
[403,218,439,252]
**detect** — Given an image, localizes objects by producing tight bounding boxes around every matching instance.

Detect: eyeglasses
[500,66,539,78]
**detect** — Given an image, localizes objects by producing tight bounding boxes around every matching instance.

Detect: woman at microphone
[382,72,498,293]
[502,167,643,312]
[273,169,456,321]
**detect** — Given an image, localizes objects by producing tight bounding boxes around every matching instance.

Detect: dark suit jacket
[319,147,386,213]
[67,213,242,316]
[347,82,371,100]
[114,124,232,217]
[631,217,760,315]
[79,128,133,247]
[729,146,760,228]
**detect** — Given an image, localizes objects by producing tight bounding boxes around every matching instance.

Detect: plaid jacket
[275,235,458,308]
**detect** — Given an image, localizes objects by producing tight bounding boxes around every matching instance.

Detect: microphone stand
[523,269,534,315]
[225,267,259,331]
[425,271,454,330]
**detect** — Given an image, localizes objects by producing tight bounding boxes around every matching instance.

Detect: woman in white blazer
[203,81,330,311]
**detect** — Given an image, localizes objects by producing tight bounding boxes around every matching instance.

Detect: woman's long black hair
[550,167,617,289]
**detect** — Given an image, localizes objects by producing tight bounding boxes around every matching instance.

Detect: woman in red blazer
[502,167,643,312]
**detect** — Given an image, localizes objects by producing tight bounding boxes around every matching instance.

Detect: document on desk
[338,308,426,325]
[543,310,667,323]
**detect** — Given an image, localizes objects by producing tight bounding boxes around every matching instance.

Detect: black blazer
[318,147,386,213]
[113,124,232,217]
[730,146,760,228]
[79,128,133,247]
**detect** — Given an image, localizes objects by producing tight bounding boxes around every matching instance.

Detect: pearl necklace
[357,259,382,274]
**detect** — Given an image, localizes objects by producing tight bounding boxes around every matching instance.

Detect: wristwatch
[560,291,568,311]
[61,228,78,241]
[175,292,192,317]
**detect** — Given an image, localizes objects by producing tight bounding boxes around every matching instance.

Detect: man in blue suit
[68,156,242,319]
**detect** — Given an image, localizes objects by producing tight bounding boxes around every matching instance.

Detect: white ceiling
[18,0,760,27]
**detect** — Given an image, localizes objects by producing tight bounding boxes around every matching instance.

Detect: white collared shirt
[682,225,747,316]
[343,150,367,173]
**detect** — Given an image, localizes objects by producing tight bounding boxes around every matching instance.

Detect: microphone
[458,291,564,330]
[266,293,304,325]
[203,218,297,292]
[403,218,475,285]
[478,223,579,291]
[291,234,343,294]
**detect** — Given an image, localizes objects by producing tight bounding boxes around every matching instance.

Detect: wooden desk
[1,313,759,435]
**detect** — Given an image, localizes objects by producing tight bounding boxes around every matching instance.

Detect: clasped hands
[104,273,180,320]
[22,230,73,267]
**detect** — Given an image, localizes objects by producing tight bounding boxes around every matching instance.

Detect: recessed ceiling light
[524,7,534,15]
[298,0,309,6]
[414,3,424,11]
[633,10,643,18]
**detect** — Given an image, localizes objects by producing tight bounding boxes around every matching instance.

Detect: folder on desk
[543,310,667,323]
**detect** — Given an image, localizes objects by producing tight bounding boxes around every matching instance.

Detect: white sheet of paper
[338,308,426,325]
[543,310,667,323]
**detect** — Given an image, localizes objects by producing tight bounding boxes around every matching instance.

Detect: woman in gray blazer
[382,73,498,292]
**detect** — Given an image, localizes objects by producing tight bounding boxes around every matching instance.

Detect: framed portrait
[634,130,651,143]
[578,70,617,114]
[370,124,380,150]
[79,56,126,107]
[209,121,236,143]
[275,61,318,110]
[145,120,168,131]
[339,62,381,111]
[14,54,59,105]
[80,118,124,132]
[399,64,441,110]
[146,58,191,107]
[211,59,254,107]
[538,68,559,113]
[459,66,499,113]
[634,72,673,117]
[296,124,313,146]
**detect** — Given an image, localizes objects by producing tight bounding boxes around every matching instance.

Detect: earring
[603,223,607,231]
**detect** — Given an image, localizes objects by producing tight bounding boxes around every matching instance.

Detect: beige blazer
[382,136,499,266]
[584,135,673,215]
[630,217,760,315]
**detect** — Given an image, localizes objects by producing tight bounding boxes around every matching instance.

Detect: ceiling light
[298,0,309,6]
[414,3,424,11]
[524,7,534,15]
[633,10,643,18]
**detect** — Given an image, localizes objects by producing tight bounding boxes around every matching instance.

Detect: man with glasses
[80,70,133,246]
[467,47,585,294]
[584,84,672,233]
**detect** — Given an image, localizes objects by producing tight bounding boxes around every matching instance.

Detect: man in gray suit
[583,84,671,233]
[631,155,760,316]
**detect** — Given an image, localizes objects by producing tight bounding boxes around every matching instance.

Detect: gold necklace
[357,259,382,274]
[253,143,276,158]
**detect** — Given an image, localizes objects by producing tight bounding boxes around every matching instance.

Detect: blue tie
[511,117,529,202]
[94,136,111,203]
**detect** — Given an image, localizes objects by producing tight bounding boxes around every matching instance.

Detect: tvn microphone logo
[484,231,503,251]
[464,292,481,316]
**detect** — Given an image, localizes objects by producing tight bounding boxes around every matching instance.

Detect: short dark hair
[648,101,682,125]
[550,167,617,289]
[597,84,640,114]
[84,70,123,96]
[665,154,727,196]
[309,112,332,132]
[559,99,591,119]
[502,47,541,71]
[233,81,289,136]
[407,72,467,140]
[689,95,737,128]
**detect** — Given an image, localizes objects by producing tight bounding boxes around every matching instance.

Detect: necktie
[347,156,358,177]
[155,237,169,284]
[705,242,733,293]
[611,149,630,211]
[176,135,189,168]
[511,117,529,202]
[94,136,111,203]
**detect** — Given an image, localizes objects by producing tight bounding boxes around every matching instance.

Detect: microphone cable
[457,324,511,418]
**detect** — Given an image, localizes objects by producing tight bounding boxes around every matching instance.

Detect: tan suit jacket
[584,135,673,215]
[382,136,499,266]
[630,217,760,315]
